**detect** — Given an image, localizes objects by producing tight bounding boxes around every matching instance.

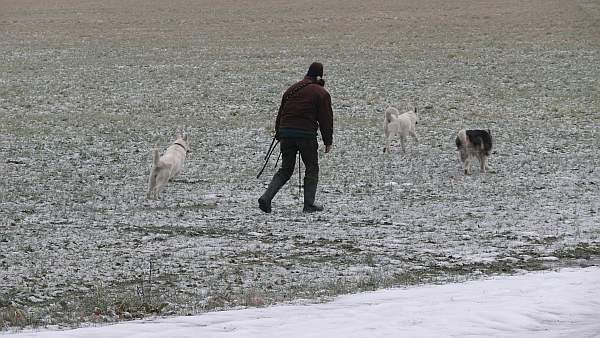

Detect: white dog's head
[405,108,418,125]
[174,133,190,153]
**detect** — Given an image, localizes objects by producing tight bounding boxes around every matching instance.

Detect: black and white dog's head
[455,129,493,174]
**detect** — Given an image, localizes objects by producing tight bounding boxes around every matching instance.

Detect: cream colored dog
[147,134,189,199]
[383,106,419,153]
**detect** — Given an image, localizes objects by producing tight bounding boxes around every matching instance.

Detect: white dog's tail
[152,149,160,167]
[384,107,398,132]
[385,107,396,124]
[455,129,467,149]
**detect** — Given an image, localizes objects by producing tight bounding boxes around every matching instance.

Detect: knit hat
[306,62,323,78]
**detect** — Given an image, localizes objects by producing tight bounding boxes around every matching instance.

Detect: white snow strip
[11,267,600,338]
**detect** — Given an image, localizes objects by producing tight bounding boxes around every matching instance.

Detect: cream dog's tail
[384,107,396,124]
[384,107,398,133]
[147,149,161,199]
[152,149,160,167]
[455,129,467,149]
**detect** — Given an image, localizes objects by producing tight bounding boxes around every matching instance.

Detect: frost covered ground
[8,267,600,337]
[1,0,600,330]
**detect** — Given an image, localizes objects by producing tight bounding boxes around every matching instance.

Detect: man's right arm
[274,95,285,139]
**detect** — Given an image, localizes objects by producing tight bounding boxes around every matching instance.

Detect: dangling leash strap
[256,137,280,179]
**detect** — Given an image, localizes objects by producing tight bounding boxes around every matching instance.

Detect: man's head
[306,62,325,86]
[306,62,323,78]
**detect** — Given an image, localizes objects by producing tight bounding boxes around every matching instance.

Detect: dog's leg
[383,121,392,153]
[479,154,486,173]
[157,176,168,199]
[410,129,418,147]
[147,171,157,199]
[149,187,157,200]
[464,155,471,175]
[148,150,161,199]
[384,135,389,153]
[458,147,472,175]
[486,160,493,172]
[148,177,158,199]
[400,136,406,153]
[482,155,493,173]
[153,171,169,200]
[411,130,418,143]
[154,182,163,199]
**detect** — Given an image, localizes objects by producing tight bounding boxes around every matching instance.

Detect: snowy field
[8,267,600,337]
[1,0,600,331]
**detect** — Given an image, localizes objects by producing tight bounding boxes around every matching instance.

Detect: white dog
[455,129,492,175]
[383,106,418,153]
[147,134,189,199]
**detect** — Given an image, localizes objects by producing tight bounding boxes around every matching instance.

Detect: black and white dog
[455,129,493,175]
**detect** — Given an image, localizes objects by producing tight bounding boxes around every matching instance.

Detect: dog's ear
[183,133,188,142]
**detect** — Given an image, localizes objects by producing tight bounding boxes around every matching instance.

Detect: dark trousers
[261,138,319,205]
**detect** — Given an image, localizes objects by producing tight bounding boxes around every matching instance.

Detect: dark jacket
[275,77,334,146]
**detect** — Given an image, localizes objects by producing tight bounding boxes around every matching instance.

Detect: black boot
[258,197,272,213]
[303,204,324,213]
[259,174,287,213]
[303,177,323,213]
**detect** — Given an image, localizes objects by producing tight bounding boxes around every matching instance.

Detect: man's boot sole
[303,206,323,213]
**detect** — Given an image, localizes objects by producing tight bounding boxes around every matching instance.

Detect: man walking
[258,62,334,213]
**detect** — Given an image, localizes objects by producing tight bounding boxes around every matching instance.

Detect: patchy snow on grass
[10,267,600,337]
[1,0,600,330]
